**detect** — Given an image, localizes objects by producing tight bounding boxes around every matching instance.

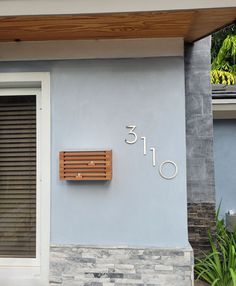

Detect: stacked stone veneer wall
[50,246,193,286]
[185,37,216,258]
[188,203,216,258]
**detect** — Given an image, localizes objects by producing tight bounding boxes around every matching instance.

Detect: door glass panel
[0,95,36,258]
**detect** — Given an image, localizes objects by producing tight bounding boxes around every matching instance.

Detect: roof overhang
[0,1,235,43]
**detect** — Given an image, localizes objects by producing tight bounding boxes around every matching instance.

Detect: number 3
[125,125,138,144]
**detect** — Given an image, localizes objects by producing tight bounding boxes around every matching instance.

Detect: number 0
[159,160,178,180]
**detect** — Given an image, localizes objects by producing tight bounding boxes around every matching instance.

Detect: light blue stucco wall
[214,119,236,218]
[0,58,188,247]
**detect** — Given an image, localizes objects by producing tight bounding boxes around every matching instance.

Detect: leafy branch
[211,35,236,85]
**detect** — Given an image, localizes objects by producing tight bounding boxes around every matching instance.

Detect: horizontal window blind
[0,95,36,258]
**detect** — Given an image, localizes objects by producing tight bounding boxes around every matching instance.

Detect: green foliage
[212,35,236,72]
[211,70,235,85]
[212,24,236,61]
[195,208,236,286]
[211,34,236,85]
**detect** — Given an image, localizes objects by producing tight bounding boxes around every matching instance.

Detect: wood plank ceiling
[0,7,235,43]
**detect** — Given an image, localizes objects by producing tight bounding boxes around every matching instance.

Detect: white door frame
[0,87,41,268]
[0,73,50,285]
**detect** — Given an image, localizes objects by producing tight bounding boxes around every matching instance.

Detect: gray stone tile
[50,246,193,286]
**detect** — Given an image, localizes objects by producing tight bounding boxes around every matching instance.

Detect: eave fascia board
[0,38,184,62]
[0,0,235,16]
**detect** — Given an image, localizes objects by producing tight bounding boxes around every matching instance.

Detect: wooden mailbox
[59,150,112,181]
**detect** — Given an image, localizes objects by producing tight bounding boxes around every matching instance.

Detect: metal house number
[125,125,178,180]
[125,125,138,144]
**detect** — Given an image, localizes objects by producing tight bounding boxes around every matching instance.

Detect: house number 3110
[125,125,178,180]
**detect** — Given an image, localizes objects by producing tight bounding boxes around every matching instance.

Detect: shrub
[211,70,235,85]
[195,208,236,286]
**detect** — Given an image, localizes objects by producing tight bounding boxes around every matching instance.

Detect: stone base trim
[188,202,216,258]
[50,245,193,286]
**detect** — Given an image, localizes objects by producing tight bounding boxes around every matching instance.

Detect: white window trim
[0,73,51,285]
[212,98,236,119]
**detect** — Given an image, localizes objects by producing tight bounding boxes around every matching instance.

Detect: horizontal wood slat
[0,134,36,139]
[0,106,35,111]
[0,125,35,130]
[0,153,36,158]
[0,148,36,153]
[0,95,36,258]
[60,150,112,181]
[0,236,35,242]
[0,209,35,214]
[0,194,36,198]
[0,129,36,135]
[0,185,35,189]
[0,163,36,167]
[0,182,36,186]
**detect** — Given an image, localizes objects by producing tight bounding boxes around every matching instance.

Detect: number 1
[141,137,147,155]
[150,147,156,167]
